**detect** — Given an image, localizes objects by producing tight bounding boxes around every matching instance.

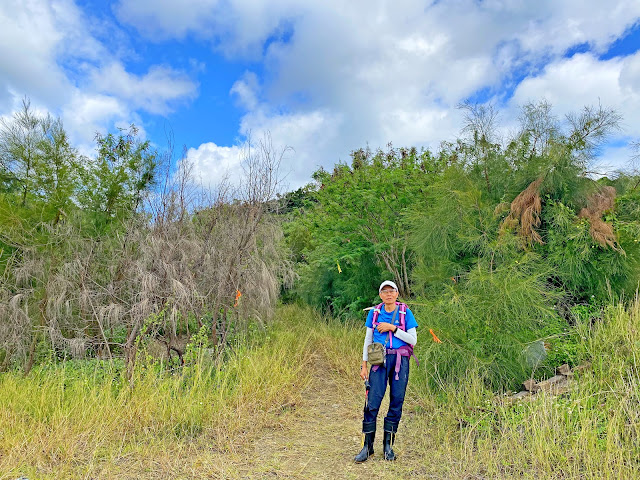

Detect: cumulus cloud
[185,142,244,187]
[0,0,76,106]
[163,0,640,187]
[114,0,220,40]
[509,51,640,171]
[230,71,260,111]
[90,63,198,115]
[115,0,303,58]
[4,0,640,187]
[0,0,197,149]
[511,52,640,134]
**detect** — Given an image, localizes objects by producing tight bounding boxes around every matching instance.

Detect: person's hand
[376,322,397,333]
[360,362,368,380]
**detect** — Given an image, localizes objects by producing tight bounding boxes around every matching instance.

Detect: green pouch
[367,342,386,366]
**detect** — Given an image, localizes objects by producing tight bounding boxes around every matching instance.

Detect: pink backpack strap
[390,303,407,349]
[398,302,406,331]
[372,303,383,327]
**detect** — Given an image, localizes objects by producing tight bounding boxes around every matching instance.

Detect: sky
[1,0,640,192]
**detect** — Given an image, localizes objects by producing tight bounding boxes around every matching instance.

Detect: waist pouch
[367,342,386,366]
[371,346,420,380]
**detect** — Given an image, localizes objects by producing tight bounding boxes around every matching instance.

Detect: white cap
[379,280,398,293]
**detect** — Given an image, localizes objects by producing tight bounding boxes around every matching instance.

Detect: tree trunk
[124,321,142,382]
[24,293,47,375]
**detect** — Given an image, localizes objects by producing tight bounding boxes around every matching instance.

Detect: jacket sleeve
[362,327,374,361]
[393,327,417,346]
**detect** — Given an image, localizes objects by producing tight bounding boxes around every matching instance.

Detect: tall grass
[407,294,640,478]
[0,306,316,479]
[3,301,640,478]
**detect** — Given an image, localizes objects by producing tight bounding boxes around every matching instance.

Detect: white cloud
[241,108,341,183]
[186,107,339,188]
[0,0,74,106]
[508,51,640,172]
[61,91,128,153]
[114,0,220,40]
[131,0,638,186]
[115,0,303,58]
[0,0,197,150]
[4,0,640,187]
[511,54,625,111]
[263,2,640,183]
[230,72,260,110]
[511,52,640,130]
[185,142,244,187]
[90,63,198,115]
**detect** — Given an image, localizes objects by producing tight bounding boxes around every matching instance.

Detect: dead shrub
[0,135,294,375]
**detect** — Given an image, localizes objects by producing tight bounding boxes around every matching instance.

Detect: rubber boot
[354,429,375,463]
[383,430,396,461]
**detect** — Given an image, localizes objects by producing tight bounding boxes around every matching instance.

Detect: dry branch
[502,177,544,245]
[578,186,619,250]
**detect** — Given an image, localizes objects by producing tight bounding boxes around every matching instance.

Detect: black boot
[383,430,396,461]
[354,430,375,463]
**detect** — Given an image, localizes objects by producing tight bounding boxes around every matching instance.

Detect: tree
[0,99,43,207]
[287,145,439,314]
[78,125,157,230]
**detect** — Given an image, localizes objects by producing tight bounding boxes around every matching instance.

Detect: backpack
[371,302,418,380]
[372,302,409,350]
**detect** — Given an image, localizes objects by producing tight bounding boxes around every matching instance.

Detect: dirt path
[231,353,430,479]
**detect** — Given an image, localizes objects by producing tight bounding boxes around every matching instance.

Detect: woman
[354,280,418,463]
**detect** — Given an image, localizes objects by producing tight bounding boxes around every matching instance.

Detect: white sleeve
[362,327,374,361]
[394,327,417,346]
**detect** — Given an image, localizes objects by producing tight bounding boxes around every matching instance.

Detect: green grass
[404,295,640,478]
[2,300,640,478]
[0,306,317,479]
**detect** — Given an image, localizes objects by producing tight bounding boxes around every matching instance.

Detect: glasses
[380,289,397,295]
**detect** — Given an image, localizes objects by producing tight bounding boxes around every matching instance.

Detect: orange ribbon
[233,290,242,307]
[429,329,442,343]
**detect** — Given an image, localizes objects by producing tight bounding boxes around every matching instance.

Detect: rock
[502,390,535,405]
[557,364,572,376]
[537,375,569,393]
[512,390,534,400]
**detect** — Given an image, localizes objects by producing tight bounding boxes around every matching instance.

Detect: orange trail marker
[429,329,442,343]
[234,290,242,307]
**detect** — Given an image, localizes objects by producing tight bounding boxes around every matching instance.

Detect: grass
[403,294,640,479]
[0,306,317,479]
[2,299,640,478]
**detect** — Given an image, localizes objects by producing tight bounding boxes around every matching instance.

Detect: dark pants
[363,353,409,433]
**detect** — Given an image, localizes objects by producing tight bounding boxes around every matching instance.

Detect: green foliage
[78,125,157,231]
[286,145,435,314]
[544,200,623,301]
[414,256,564,390]
[407,166,499,293]
[287,100,640,391]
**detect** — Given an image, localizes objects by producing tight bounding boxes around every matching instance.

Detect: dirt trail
[232,353,429,479]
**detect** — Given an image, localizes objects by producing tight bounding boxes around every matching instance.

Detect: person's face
[379,287,399,305]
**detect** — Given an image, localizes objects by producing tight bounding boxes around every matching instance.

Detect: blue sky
[1,0,640,190]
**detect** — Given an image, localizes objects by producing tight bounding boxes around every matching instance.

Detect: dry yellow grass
[2,301,640,479]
